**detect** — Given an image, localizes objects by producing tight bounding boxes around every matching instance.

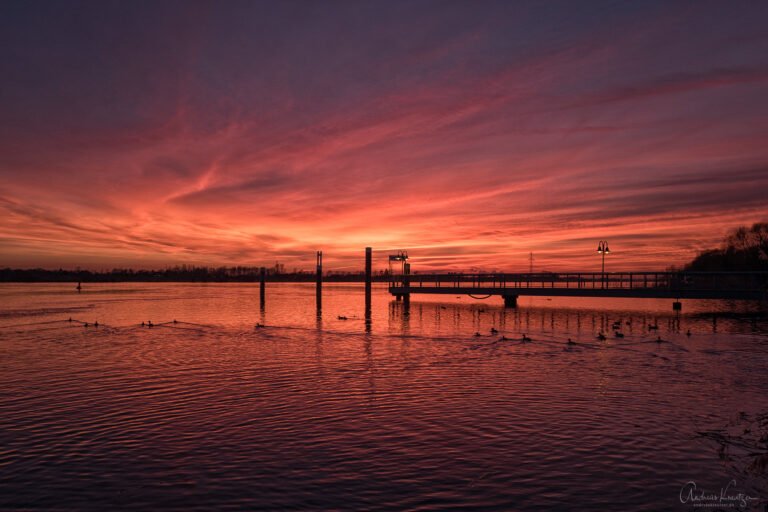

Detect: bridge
[388,271,768,307]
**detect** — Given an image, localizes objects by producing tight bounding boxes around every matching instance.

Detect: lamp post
[597,240,610,288]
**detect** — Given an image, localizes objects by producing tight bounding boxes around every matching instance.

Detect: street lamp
[597,240,610,288]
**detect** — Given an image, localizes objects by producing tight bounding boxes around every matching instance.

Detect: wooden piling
[259,267,266,310]
[365,247,372,318]
[316,251,322,312]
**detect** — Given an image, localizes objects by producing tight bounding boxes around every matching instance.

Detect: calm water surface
[1,283,767,510]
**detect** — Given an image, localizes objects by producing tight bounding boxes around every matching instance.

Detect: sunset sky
[1,1,767,272]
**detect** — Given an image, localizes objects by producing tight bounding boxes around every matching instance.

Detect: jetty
[387,271,768,307]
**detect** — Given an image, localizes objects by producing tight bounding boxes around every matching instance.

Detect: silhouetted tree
[686,222,768,271]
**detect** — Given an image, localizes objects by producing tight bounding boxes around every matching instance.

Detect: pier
[387,271,768,307]
[249,250,766,311]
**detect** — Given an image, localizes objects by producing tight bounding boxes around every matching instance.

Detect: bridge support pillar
[395,294,402,301]
[672,301,682,311]
[503,295,518,308]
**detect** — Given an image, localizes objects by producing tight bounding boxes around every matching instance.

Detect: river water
[1,283,767,510]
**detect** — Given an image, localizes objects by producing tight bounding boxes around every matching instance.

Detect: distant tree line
[0,264,393,283]
[685,222,768,271]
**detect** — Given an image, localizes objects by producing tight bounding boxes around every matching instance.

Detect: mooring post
[365,247,372,319]
[316,251,323,312]
[259,267,266,310]
[403,262,411,307]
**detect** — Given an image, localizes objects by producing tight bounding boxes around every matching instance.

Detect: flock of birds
[66,318,190,329]
[69,313,693,346]
[67,317,100,328]
[591,319,694,344]
[255,311,699,348]
[468,317,693,346]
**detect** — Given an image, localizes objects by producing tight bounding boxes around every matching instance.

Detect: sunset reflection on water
[1,283,766,510]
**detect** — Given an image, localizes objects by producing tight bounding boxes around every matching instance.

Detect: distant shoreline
[0,271,388,284]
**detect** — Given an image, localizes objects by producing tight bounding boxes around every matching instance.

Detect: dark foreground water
[1,283,767,511]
